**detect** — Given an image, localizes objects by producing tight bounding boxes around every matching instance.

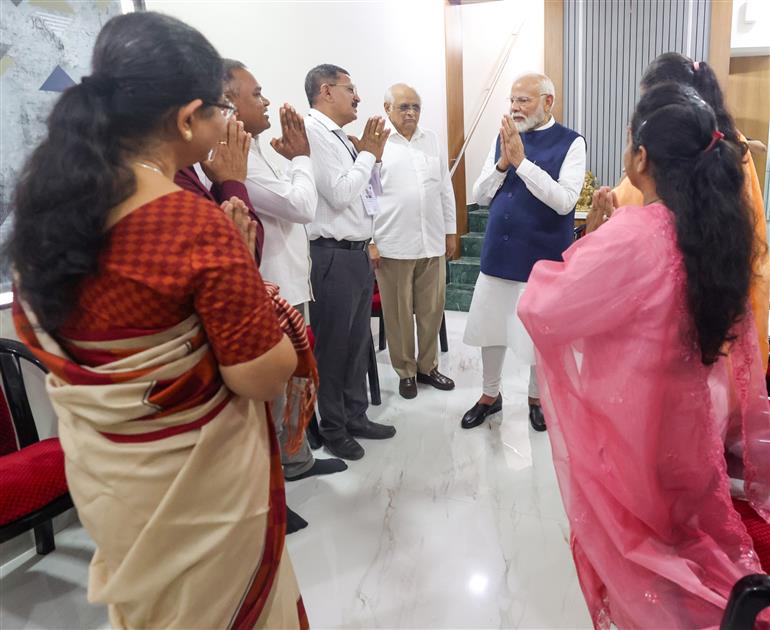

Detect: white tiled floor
[0,311,592,629]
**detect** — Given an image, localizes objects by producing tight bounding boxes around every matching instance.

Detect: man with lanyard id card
[304,64,396,461]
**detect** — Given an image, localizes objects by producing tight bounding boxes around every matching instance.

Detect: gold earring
[183,129,193,142]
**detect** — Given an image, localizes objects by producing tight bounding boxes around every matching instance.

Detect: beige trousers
[375,256,446,379]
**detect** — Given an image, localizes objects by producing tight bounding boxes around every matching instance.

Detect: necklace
[644,196,662,206]
[135,161,165,176]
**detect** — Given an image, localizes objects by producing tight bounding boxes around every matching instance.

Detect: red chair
[372,284,386,351]
[733,498,770,573]
[0,339,72,555]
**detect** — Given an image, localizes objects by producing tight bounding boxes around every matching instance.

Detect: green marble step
[467,209,489,233]
[460,231,484,258]
[445,205,486,312]
[445,282,475,312]
[448,256,480,286]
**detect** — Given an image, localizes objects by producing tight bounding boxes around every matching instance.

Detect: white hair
[384,83,421,104]
[512,73,556,102]
[539,75,555,98]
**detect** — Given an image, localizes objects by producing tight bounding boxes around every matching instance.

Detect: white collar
[385,119,424,143]
[308,108,343,132]
[249,136,263,155]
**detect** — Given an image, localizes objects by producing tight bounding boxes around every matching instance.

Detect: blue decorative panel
[39,64,76,92]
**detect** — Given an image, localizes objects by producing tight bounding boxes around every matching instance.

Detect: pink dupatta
[518,203,770,629]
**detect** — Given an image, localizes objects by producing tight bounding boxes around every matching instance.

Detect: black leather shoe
[348,417,397,440]
[416,369,455,391]
[461,394,503,429]
[528,404,546,432]
[399,377,417,399]
[324,434,365,460]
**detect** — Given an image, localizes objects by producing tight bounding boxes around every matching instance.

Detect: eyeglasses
[509,94,549,105]
[396,104,421,113]
[206,100,237,119]
[326,83,359,97]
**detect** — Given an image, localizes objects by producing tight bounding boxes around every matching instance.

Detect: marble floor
[0,311,592,629]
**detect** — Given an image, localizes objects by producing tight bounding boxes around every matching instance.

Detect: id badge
[362,185,380,217]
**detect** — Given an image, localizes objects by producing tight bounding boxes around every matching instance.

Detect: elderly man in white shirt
[461,73,586,433]
[304,63,396,462]
[222,60,348,533]
[368,84,456,400]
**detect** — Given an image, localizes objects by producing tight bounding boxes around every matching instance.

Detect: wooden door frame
[709,0,733,91]
[544,0,564,123]
[444,1,467,249]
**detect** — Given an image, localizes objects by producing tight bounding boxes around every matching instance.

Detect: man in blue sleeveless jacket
[461,73,586,432]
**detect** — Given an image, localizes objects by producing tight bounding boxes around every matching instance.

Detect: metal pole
[449,27,521,178]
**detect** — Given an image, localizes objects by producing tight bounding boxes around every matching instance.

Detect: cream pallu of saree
[13,303,308,630]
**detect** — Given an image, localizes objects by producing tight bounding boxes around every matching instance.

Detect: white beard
[514,102,547,132]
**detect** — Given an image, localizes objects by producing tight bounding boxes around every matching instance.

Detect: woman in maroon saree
[8,12,307,629]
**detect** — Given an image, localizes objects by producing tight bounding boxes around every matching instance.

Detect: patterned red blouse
[62,190,282,366]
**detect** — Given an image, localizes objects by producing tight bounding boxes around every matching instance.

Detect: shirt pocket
[424,156,442,183]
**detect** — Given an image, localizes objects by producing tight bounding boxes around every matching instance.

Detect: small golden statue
[576,170,598,213]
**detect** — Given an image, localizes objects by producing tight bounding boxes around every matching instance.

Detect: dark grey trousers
[309,246,374,440]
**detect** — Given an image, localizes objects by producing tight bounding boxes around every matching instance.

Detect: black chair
[367,332,381,406]
[374,311,448,355]
[721,574,770,629]
[0,339,73,555]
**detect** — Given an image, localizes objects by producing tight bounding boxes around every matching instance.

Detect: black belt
[311,237,371,250]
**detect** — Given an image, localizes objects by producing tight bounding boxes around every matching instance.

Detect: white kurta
[463,116,586,365]
[462,273,535,364]
[375,124,456,259]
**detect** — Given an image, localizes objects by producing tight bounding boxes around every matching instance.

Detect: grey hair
[384,83,421,105]
[222,58,246,97]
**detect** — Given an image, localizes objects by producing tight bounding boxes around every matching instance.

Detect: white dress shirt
[305,108,381,241]
[374,124,456,259]
[243,140,317,306]
[472,117,587,214]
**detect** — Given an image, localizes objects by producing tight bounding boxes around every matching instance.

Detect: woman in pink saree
[518,82,770,628]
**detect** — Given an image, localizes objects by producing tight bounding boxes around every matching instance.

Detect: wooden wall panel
[728,55,770,194]
[544,0,564,123]
[708,0,733,91]
[445,2,467,246]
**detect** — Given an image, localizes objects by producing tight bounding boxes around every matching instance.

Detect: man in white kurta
[369,84,457,399]
[222,60,348,533]
[462,73,586,432]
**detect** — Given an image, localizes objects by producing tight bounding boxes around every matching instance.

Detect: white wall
[460,0,544,203]
[731,0,770,56]
[145,0,449,167]
[144,0,545,207]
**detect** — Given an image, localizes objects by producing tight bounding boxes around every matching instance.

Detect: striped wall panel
[563,0,711,187]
